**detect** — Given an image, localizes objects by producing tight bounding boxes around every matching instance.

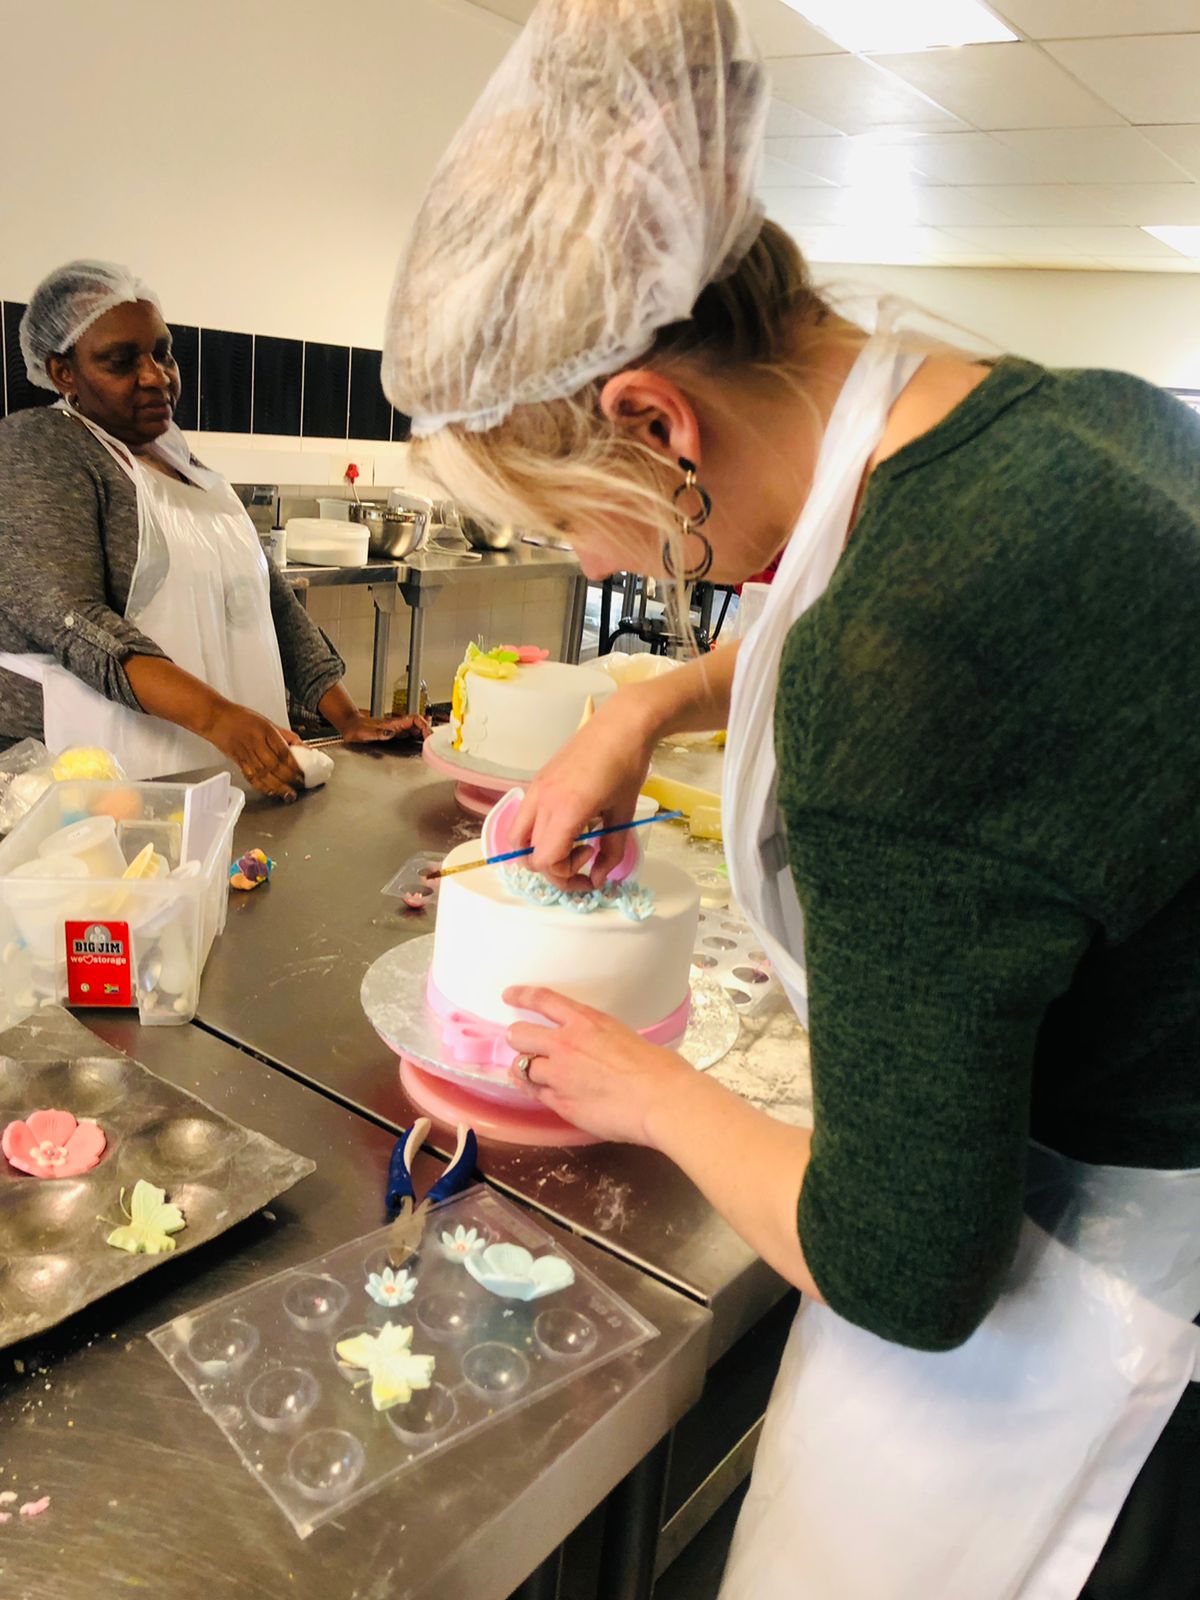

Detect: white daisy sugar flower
[365,1266,417,1307]
[440,1225,484,1262]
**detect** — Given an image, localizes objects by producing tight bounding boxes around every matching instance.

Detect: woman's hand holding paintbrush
[425,809,683,880]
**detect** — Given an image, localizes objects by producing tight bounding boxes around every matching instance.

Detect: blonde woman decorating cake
[382,2,1200,1595]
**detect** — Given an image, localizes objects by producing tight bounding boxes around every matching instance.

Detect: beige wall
[1,0,516,349]
[812,262,1200,389]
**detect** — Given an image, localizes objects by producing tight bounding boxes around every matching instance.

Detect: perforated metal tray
[0,1007,314,1348]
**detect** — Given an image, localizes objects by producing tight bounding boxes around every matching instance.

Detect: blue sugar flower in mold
[365,1266,417,1308]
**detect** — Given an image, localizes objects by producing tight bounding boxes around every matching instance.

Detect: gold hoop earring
[663,456,714,580]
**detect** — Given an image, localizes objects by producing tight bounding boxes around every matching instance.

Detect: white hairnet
[19,260,162,391]
[382,0,768,438]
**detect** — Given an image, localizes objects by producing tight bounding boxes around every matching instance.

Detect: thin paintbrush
[424,810,684,880]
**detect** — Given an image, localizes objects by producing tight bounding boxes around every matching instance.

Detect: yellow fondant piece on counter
[688,804,723,843]
[641,774,721,821]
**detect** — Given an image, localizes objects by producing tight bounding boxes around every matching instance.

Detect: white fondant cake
[450,644,616,774]
[430,841,699,1037]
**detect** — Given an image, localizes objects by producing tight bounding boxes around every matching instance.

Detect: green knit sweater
[777,359,1200,1362]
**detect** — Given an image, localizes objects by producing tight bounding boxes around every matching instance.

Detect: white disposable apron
[719,331,1200,1600]
[0,406,288,780]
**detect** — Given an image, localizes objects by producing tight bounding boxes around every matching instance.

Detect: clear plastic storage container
[0,779,244,1025]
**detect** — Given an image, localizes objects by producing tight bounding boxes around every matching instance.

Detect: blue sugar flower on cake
[502,865,655,922]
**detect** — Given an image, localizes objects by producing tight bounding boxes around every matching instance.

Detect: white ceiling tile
[895,131,1057,184]
[761,152,838,187]
[776,224,964,265]
[758,187,849,225]
[907,187,1015,225]
[872,41,1123,130]
[466,0,534,22]
[991,128,1189,183]
[1045,35,1200,126]
[1075,183,1200,225]
[942,224,1180,258]
[739,0,842,56]
[1141,126,1200,180]
[768,53,964,133]
[940,226,1105,262]
[964,184,1124,223]
[765,98,843,138]
[1092,256,1200,271]
[765,135,936,184]
[991,1,1200,39]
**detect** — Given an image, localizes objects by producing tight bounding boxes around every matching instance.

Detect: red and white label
[65,920,133,1008]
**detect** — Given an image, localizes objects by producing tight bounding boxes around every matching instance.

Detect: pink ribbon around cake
[426,975,690,1075]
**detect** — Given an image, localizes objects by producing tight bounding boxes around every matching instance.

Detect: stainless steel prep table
[191,742,807,1360]
[0,1008,709,1600]
[283,545,588,717]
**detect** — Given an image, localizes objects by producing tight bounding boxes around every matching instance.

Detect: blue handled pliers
[385,1117,478,1216]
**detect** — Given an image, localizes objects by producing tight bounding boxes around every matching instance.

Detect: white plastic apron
[719,334,1200,1600]
[0,407,288,780]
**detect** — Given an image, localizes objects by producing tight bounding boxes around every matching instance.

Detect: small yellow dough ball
[52,746,124,782]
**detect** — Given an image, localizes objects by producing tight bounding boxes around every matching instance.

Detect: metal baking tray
[0,1006,314,1349]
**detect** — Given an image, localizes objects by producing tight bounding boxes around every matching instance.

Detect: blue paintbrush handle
[485,809,684,867]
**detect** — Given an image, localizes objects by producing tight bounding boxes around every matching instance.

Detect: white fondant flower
[365,1266,417,1307]
[440,1225,484,1262]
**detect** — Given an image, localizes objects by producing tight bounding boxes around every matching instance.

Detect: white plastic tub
[0,779,244,1026]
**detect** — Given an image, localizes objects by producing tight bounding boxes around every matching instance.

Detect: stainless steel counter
[283,545,588,716]
[0,1008,709,1600]
[193,742,807,1359]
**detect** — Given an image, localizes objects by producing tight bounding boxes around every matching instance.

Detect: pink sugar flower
[497,644,550,665]
[2,1110,106,1178]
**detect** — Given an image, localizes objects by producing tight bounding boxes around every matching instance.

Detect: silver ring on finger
[514,1054,537,1084]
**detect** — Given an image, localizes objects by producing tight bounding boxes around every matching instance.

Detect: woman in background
[0,261,425,797]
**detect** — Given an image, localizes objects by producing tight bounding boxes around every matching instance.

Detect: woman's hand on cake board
[504,986,692,1144]
[505,982,826,1303]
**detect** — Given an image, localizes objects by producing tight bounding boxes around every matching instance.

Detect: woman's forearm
[645,1066,822,1300]
[317,681,359,733]
[623,640,739,746]
[124,654,230,735]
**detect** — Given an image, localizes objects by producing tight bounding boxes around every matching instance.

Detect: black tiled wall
[302,342,350,439]
[2,302,57,416]
[169,323,200,430]
[0,300,399,442]
[253,335,302,436]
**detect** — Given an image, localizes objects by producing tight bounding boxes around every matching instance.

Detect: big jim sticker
[65,921,133,1007]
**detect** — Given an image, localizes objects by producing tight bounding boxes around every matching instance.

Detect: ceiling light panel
[1142,224,1200,258]
[780,0,1016,53]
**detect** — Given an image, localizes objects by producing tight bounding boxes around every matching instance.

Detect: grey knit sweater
[0,408,343,746]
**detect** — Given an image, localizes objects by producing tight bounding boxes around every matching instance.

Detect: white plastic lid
[11,854,90,881]
[37,815,118,859]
